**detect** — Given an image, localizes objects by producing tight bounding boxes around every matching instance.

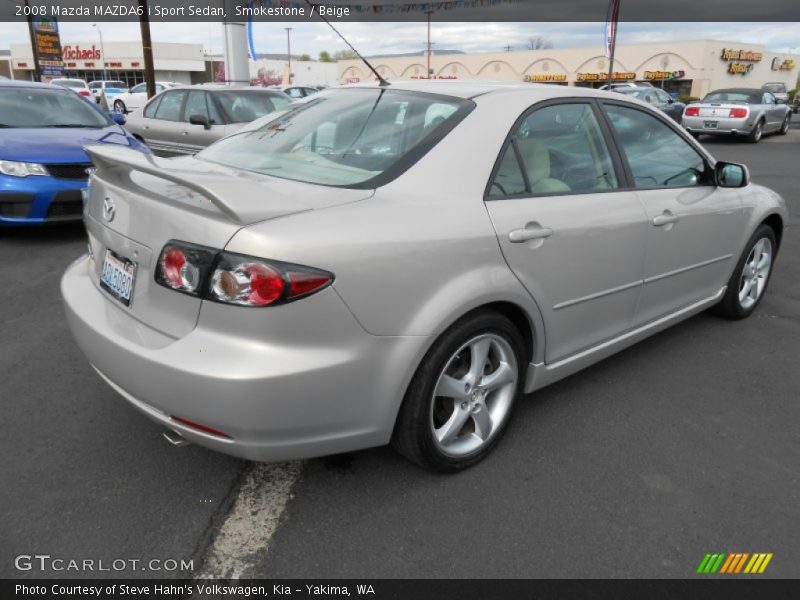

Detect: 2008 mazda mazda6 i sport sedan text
[61,81,787,471]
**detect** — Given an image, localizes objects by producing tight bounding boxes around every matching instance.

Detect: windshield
[762,83,786,93]
[0,87,112,128]
[198,88,472,187]
[53,80,86,89]
[214,91,293,123]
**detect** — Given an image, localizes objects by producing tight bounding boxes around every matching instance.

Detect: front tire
[714,225,776,320]
[778,115,791,135]
[392,310,526,472]
[113,100,127,114]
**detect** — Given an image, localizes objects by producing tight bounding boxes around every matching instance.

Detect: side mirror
[189,114,211,130]
[715,161,749,188]
[667,97,675,104]
[109,112,126,126]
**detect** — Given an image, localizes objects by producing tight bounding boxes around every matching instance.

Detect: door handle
[652,211,679,227]
[181,131,189,136]
[509,225,554,243]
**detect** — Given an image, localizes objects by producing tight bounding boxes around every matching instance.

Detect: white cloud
[1,21,798,57]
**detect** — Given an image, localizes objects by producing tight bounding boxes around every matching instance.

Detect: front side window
[181,91,222,124]
[153,90,186,122]
[198,88,472,187]
[604,104,709,188]
[488,103,618,198]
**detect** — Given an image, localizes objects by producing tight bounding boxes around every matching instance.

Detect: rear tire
[392,310,526,472]
[713,224,776,320]
[746,120,763,143]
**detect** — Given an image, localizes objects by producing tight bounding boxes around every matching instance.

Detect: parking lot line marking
[196,461,303,579]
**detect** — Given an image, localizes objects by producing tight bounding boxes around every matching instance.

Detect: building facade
[8,41,206,86]
[338,40,799,99]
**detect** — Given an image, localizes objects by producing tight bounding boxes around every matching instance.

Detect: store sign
[771,57,795,71]
[32,18,64,78]
[576,72,635,82]
[644,69,685,80]
[720,48,763,62]
[524,73,567,82]
[720,48,761,76]
[62,45,101,61]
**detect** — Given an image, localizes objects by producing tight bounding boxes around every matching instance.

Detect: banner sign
[32,17,65,78]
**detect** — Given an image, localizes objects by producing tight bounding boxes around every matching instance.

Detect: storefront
[338,40,799,100]
[8,40,206,86]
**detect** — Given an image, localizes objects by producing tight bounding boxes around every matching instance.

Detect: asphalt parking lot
[2,122,798,580]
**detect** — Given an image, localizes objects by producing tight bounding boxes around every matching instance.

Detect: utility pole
[92,24,107,81]
[285,27,292,85]
[504,44,512,52]
[24,0,42,82]
[425,10,433,78]
[138,0,156,97]
[606,0,621,86]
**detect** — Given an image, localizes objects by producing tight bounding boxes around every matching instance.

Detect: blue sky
[1,21,798,57]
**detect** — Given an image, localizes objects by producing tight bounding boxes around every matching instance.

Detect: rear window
[0,87,110,128]
[762,83,787,93]
[198,88,473,188]
[702,90,760,104]
[53,80,85,89]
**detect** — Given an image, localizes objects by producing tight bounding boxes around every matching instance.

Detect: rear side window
[604,104,709,188]
[154,90,186,122]
[488,103,618,198]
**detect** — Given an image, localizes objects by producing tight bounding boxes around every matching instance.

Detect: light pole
[92,24,107,81]
[285,27,292,85]
[425,10,433,78]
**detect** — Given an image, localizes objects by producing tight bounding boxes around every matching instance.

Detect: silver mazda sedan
[62,82,787,471]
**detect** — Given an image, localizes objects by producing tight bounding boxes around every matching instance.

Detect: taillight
[155,241,216,296]
[79,90,91,97]
[155,240,334,307]
[685,106,700,117]
[729,107,748,118]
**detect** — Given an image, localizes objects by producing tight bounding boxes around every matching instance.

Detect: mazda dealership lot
[1,122,798,579]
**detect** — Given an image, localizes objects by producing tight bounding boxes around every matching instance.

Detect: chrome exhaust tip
[163,429,192,448]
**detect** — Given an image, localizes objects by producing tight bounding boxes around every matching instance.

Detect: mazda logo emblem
[102,197,116,222]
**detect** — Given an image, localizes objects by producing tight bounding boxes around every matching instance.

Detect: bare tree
[527,36,553,50]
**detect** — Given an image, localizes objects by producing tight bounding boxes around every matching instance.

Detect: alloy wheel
[430,333,518,457]
[738,237,772,310]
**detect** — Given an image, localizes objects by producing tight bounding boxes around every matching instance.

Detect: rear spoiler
[84,144,242,223]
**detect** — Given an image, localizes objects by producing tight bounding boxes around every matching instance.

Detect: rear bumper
[61,255,429,462]
[683,116,755,136]
[0,173,85,226]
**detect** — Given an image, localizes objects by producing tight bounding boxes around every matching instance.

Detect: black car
[614,86,686,122]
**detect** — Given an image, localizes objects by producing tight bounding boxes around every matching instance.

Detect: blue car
[0,79,148,226]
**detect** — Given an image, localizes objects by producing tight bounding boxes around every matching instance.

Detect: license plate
[703,120,718,129]
[99,249,137,306]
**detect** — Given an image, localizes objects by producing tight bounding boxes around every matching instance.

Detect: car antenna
[303,0,390,87]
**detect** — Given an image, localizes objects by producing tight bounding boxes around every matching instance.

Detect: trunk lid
[83,145,372,338]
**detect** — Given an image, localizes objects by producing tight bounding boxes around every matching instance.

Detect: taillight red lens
[288,271,333,299]
[685,106,700,117]
[729,107,748,118]
[161,247,186,288]
[79,90,91,97]
[247,263,285,305]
